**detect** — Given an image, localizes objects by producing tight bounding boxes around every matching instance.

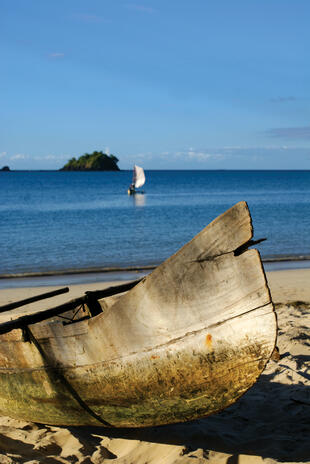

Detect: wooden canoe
[0,201,277,427]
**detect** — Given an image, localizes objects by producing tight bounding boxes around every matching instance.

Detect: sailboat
[128,165,145,195]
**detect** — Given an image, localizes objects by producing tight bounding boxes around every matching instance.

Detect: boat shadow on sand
[1,374,308,463]
[69,366,309,462]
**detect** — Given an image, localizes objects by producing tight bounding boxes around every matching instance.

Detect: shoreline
[1,256,310,290]
[0,264,157,280]
[1,266,310,305]
[1,266,310,316]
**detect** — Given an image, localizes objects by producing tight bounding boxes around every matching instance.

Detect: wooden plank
[0,287,69,313]
[0,278,142,335]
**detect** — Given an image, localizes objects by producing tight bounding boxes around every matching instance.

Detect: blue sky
[1,0,309,169]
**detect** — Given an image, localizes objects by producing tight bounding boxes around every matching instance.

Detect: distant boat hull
[0,202,277,427]
[128,190,144,195]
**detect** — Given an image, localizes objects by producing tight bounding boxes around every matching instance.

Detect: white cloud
[266,126,310,140]
[10,154,26,160]
[126,4,156,13]
[270,96,296,103]
[152,145,310,167]
[73,13,109,24]
[7,146,310,170]
[188,149,211,161]
[49,53,65,59]
[33,154,67,161]
[127,145,310,168]
[134,152,153,161]
[44,155,59,160]
[223,146,243,150]
[165,148,228,163]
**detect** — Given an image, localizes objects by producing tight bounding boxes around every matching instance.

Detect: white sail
[133,165,145,189]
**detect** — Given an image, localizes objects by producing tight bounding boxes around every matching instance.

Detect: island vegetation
[60,151,120,171]
[1,166,10,171]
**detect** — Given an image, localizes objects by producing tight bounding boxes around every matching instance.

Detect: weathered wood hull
[0,202,277,427]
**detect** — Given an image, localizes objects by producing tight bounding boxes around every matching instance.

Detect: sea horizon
[1,256,310,290]
[1,169,310,288]
[2,168,310,172]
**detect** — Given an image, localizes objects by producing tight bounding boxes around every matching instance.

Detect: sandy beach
[0,268,309,463]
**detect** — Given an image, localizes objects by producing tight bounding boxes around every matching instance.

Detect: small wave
[1,255,310,280]
[0,264,157,280]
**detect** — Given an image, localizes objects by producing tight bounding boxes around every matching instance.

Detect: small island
[1,166,10,172]
[60,151,120,171]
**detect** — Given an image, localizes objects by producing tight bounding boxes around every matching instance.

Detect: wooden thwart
[0,287,69,313]
[0,278,142,335]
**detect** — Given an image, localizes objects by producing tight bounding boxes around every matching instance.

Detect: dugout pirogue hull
[0,201,277,427]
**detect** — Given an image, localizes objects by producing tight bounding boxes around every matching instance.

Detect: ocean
[1,170,310,287]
